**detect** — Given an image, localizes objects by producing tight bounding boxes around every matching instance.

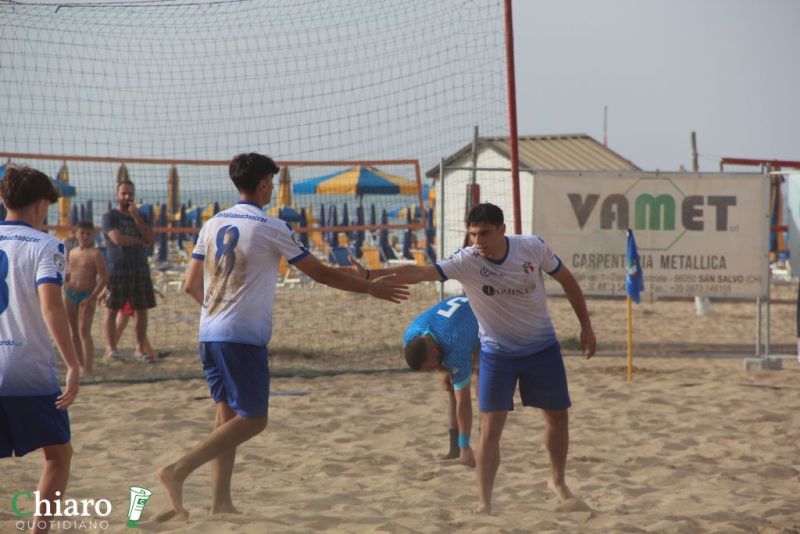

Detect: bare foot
[210,503,241,515]
[153,508,189,523]
[442,450,459,460]
[472,503,491,515]
[548,479,591,513]
[157,464,188,521]
[547,478,574,502]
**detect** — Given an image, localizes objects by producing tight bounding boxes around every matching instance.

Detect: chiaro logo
[11,490,112,531]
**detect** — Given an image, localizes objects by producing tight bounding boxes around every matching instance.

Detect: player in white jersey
[351,202,596,514]
[156,153,409,522]
[0,165,80,534]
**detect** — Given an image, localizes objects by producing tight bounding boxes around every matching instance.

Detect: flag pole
[627,295,633,382]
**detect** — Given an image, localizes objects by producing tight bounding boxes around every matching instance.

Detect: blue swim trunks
[0,393,71,457]
[478,342,571,412]
[65,287,92,306]
[200,342,270,418]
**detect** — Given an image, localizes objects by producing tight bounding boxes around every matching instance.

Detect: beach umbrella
[369,203,377,242]
[193,206,202,245]
[293,165,419,197]
[277,167,292,207]
[177,204,187,250]
[326,204,339,248]
[278,206,302,223]
[388,205,422,220]
[55,162,73,239]
[425,208,436,262]
[298,208,309,248]
[316,203,326,251]
[341,203,350,241]
[70,204,79,226]
[157,203,168,262]
[379,209,397,260]
[167,165,180,216]
[116,163,130,185]
[139,203,154,223]
[402,207,413,259]
[353,205,364,258]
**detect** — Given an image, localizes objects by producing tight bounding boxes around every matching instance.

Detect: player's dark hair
[77,220,95,232]
[404,336,430,371]
[116,179,135,191]
[466,202,504,227]
[229,152,280,194]
[0,164,59,209]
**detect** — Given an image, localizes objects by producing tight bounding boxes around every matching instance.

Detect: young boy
[0,165,80,534]
[64,220,108,375]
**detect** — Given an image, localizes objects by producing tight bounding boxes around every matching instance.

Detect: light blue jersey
[403,297,480,390]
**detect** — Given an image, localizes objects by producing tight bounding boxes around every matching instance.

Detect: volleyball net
[0,0,510,370]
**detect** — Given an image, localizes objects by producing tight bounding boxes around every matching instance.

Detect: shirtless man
[64,220,108,375]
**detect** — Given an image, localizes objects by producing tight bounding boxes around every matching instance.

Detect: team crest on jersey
[522,261,534,274]
[291,231,303,247]
[53,253,66,271]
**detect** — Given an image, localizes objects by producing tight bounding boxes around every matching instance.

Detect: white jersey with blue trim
[436,234,561,357]
[0,221,66,396]
[403,296,480,390]
[192,202,309,346]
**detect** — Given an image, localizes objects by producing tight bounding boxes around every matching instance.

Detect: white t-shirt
[192,202,309,346]
[0,221,66,396]
[436,234,561,357]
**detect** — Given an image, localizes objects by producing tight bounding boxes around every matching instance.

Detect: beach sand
[2,284,799,532]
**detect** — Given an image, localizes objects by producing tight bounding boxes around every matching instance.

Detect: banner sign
[533,172,769,298]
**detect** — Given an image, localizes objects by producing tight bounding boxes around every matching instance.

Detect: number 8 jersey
[192,202,309,347]
[0,221,66,396]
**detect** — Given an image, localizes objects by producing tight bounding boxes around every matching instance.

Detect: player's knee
[543,408,568,429]
[43,443,73,465]
[247,416,268,434]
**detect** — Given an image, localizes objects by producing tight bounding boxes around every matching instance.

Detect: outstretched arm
[550,265,596,358]
[293,253,409,303]
[346,257,442,285]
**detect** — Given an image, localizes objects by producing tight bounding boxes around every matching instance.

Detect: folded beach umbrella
[326,204,339,248]
[352,205,364,258]
[157,203,168,262]
[402,206,413,259]
[278,205,302,223]
[425,208,436,262]
[379,209,397,260]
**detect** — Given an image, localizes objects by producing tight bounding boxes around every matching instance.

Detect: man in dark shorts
[101,179,157,362]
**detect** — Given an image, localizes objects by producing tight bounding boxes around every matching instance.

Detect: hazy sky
[7,0,799,173]
[515,0,800,171]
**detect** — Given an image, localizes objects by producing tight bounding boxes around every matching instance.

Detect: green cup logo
[126,487,152,528]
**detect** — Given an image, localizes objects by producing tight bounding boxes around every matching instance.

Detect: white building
[427,133,638,293]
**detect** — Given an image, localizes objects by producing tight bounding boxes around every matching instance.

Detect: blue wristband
[458,434,470,449]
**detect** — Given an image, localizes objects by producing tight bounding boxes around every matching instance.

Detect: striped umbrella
[293,166,419,197]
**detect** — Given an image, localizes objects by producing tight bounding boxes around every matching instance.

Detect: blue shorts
[200,342,270,418]
[0,393,71,457]
[479,343,571,412]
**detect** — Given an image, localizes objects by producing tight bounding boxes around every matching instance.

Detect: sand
[2,283,799,532]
